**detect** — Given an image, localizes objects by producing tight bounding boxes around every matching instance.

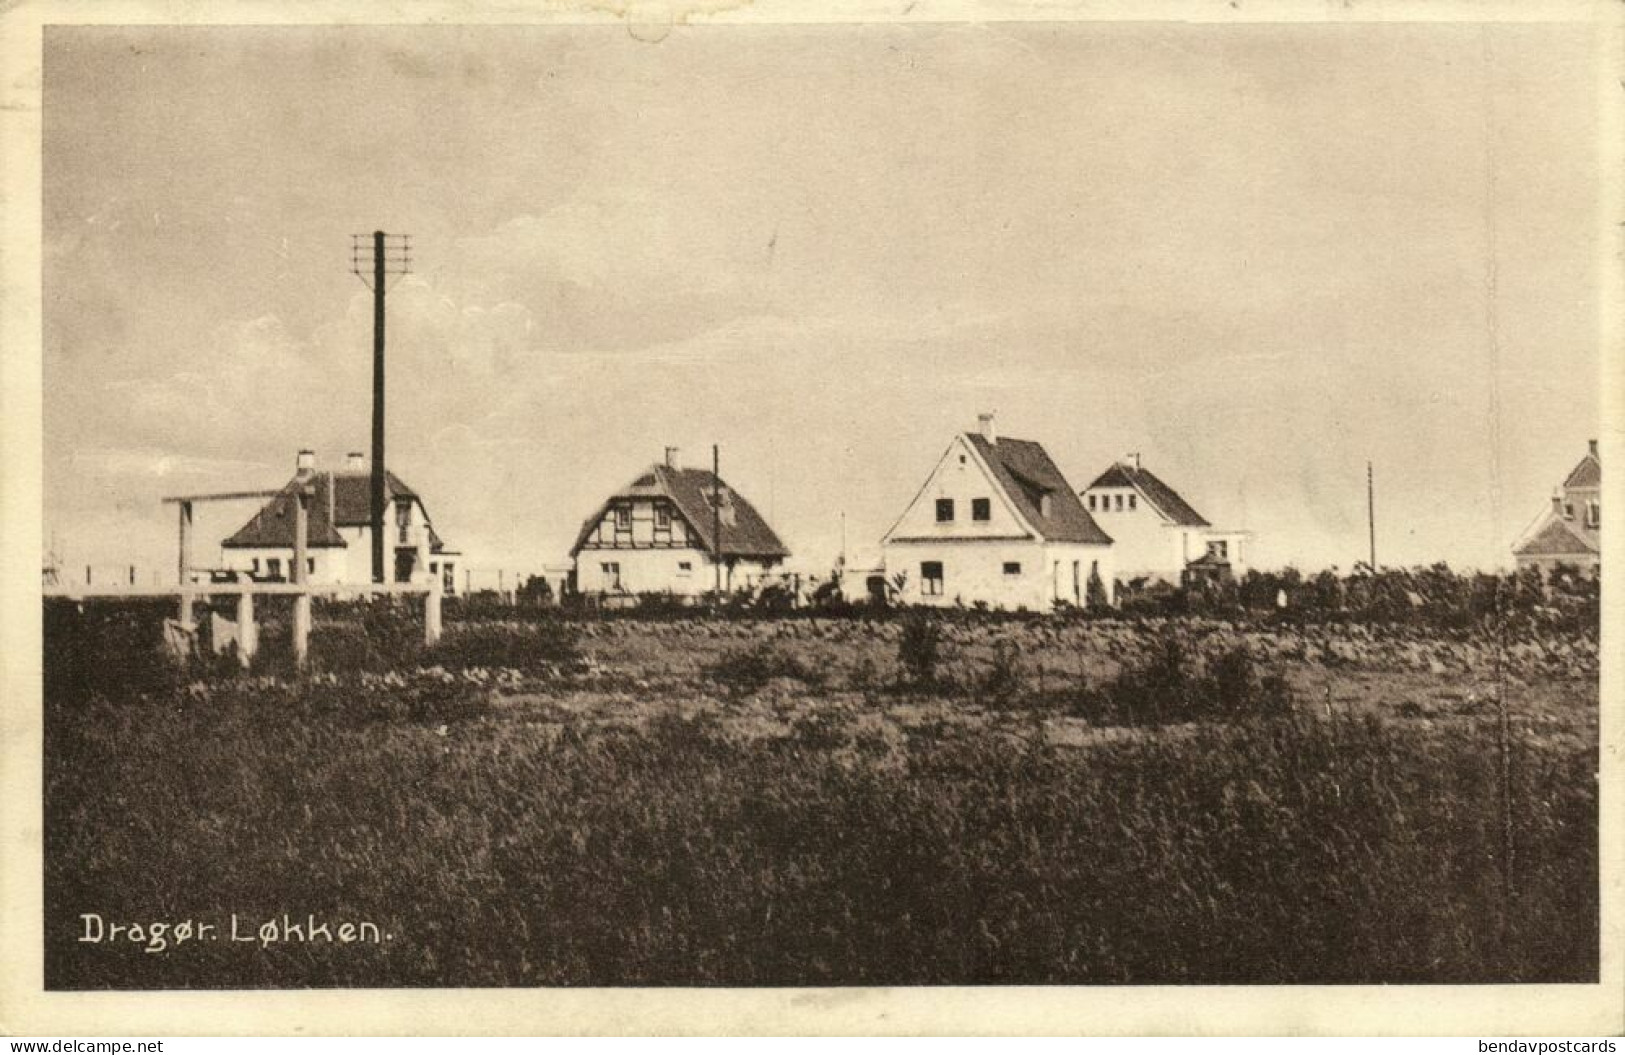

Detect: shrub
[896,611,942,689]
[425,621,581,676]
[707,643,825,696]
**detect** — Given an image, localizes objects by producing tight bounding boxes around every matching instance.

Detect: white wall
[882,539,1113,611]
[575,545,779,596]
[886,436,1034,543]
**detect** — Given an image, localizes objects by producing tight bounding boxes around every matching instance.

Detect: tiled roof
[571,464,790,560]
[1564,452,1601,489]
[1513,516,1599,558]
[1086,463,1211,527]
[221,469,438,550]
[965,434,1112,545]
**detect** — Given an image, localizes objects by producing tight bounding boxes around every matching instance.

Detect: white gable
[883,435,1034,543]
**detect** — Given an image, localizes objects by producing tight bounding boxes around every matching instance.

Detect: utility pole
[351,231,411,583]
[1367,460,1377,573]
[713,444,723,594]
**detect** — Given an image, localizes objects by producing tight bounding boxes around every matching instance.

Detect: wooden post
[237,589,257,668]
[177,500,194,626]
[425,576,443,647]
[292,489,311,670]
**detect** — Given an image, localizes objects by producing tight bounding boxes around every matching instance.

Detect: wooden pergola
[161,485,312,626]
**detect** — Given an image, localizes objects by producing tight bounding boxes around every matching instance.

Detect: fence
[42,579,442,669]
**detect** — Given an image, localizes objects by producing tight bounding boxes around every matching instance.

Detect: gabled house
[880,415,1114,611]
[1081,457,1251,585]
[1513,440,1600,573]
[221,449,462,594]
[570,448,790,598]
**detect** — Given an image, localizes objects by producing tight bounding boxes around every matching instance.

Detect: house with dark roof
[1513,440,1600,573]
[221,449,462,594]
[1082,456,1251,584]
[879,414,1115,611]
[570,448,790,598]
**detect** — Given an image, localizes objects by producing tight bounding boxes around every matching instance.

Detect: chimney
[1589,439,1598,459]
[296,449,316,476]
[347,451,366,471]
[978,412,997,445]
[664,446,680,470]
[1128,452,1142,471]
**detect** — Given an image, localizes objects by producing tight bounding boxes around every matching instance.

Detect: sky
[41,20,1604,582]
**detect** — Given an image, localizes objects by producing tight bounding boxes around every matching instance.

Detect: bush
[1077,638,1295,726]
[897,612,942,689]
[707,643,825,696]
[425,621,581,676]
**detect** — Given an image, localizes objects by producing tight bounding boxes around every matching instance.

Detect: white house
[221,449,462,594]
[1512,439,1600,573]
[570,448,790,598]
[1080,457,1251,585]
[880,415,1115,611]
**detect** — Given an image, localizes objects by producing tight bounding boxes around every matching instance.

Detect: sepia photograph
[3,0,1621,1034]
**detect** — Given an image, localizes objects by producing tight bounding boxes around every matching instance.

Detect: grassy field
[42,600,1598,987]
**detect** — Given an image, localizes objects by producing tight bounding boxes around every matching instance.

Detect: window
[1114,494,1124,511]
[1039,494,1053,518]
[307,558,315,575]
[1128,494,1137,511]
[443,563,456,596]
[972,498,991,521]
[601,561,622,589]
[655,506,671,531]
[1003,561,1022,576]
[1207,540,1229,560]
[266,557,282,580]
[677,560,693,574]
[1588,501,1600,528]
[251,557,261,575]
[935,499,955,523]
[615,506,632,530]
[921,561,944,596]
[1087,494,1097,511]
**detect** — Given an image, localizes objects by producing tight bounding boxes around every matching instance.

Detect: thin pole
[371,230,387,585]
[1367,461,1376,573]
[713,444,722,594]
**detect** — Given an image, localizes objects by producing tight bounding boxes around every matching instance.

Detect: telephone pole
[1367,460,1377,573]
[351,231,411,583]
[713,444,723,594]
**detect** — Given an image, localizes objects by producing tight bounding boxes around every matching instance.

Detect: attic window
[1115,494,1124,512]
[1088,494,1097,511]
[972,498,991,521]
[1128,494,1137,511]
[655,506,671,531]
[615,506,632,531]
[936,499,955,523]
[1588,501,1600,528]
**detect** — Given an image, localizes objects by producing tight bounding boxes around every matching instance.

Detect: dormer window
[1039,494,1053,518]
[1088,494,1097,511]
[1128,494,1137,511]
[1588,501,1601,528]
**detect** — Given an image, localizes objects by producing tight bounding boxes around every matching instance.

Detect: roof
[1513,516,1599,558]
[221,469,440,550]
[1564,451,1601,489]
[1086,463,1211,527]
[964,433,1113,545]
[571,464,790,560]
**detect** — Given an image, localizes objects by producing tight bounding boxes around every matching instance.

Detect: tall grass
[44,666,1595,988]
